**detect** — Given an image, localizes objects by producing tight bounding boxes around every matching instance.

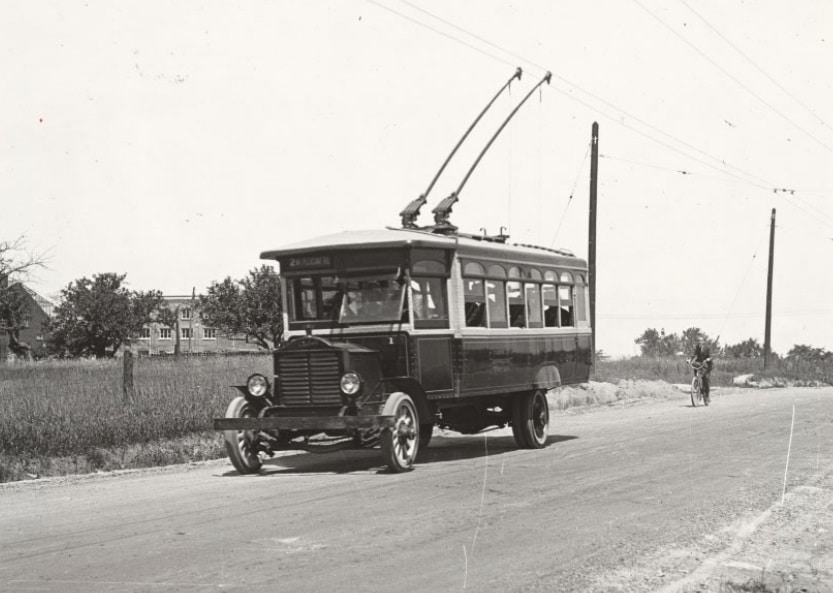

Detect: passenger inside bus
[339,280,404,323]
[465,302,485,326]
[544,306,558,327]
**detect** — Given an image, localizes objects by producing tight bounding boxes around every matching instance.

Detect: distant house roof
[11,283,55,318]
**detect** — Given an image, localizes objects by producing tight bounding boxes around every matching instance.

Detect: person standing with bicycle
[689,340,713,404]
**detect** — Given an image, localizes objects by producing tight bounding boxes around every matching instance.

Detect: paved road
[1,387,831,593]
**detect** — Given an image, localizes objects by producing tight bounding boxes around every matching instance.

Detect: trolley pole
[764,208,776,369]
[588,122,599,369]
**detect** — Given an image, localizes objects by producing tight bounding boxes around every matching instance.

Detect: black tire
[223,396,263,474]
[380,393,419,472]
[419,423,434,449]
[512,389,550,449]
[690,377,701,407]
[511,395,529,448]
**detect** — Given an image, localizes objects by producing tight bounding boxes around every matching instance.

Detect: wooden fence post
[123,348,135,403]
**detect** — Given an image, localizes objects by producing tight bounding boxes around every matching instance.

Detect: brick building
[135,295,261,355]
[0,282,54,360]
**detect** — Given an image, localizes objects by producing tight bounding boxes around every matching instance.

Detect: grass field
[0,354,272,482]
[1,353,830,482]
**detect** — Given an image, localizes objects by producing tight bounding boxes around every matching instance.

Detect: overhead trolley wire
[600,310,833,321]
[599,153,833,233]
[716,223,770,340]
[677,0,833,134]
[631,0,833,154]
[370,1,829,232]
[550,142,591,246]
[367,0,516,69]
[379,0,781,192]
[599,153,771,190]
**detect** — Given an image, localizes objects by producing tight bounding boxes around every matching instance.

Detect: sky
[3,1,832,357]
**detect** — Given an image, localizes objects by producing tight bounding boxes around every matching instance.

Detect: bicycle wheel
[690,376,701,407]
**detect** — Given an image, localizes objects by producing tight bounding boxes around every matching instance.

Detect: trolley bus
[213,227,591,472]
[213,68,592,472]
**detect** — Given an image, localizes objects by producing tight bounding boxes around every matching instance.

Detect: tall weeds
[0,355,271,459]
[593,356,832,387]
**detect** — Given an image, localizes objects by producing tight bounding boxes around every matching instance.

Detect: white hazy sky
[3,1,832,357]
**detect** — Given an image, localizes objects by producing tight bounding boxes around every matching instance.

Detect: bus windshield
[339,278,406,324]
[288,273,407,325]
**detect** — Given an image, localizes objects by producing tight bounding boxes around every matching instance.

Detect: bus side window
[575,275,587,322]
[526,283,543,328]
[291,277,317,320]
[508,281,525,328]
[543,284,558,327]
[411,277,449,327]
[559,285,574,327]
[464,279,486,327]
[485,280,508,328]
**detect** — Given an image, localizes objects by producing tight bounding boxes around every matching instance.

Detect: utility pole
[764,208,776,369]
[588,122,599,370]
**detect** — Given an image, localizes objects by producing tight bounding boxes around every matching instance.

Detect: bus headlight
[246,374,269,397]
[340,372,362,396]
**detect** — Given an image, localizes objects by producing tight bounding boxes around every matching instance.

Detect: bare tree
[0,236,49,359]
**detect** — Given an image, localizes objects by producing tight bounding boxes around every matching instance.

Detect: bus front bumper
[213,415,396,431]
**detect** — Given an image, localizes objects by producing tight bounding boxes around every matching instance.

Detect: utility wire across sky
[370,0,833,235]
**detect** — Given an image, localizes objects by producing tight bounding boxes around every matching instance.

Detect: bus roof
[260,227,585,267]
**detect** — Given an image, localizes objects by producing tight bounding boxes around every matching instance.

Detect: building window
[139,327,151,340]
[203,327,216,340]
[181,307,192,320]
[181,327,192,339]
[160,328,172,340]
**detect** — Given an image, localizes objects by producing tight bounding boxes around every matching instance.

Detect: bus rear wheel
[380,392,419,472]
[512,389,550,449]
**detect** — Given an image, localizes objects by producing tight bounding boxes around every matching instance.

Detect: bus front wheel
[380,392,419,472]
[512,389,550,449]
[223,396,264,474]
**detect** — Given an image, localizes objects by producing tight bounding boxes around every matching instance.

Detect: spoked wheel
[223,396,264,474]
[690,377,702,407]
[380,393,420,472]
[512,389,550,449]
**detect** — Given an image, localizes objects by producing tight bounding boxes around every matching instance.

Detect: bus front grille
[276,351,342,406]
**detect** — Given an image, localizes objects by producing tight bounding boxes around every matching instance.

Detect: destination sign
[286,255,332,269]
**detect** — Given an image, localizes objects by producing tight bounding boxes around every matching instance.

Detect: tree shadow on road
[217,433,577,477]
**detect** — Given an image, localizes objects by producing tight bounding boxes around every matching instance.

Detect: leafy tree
[724,338,763,359]
[785,344,832,363]
[635,328,680,357]
[47,273,164,358]
[199,265,282,350]
[635,326,721,357]
[680,327,720,356]
[1,236,49,359]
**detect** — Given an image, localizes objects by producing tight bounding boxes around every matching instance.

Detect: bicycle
[689,360,709,407]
